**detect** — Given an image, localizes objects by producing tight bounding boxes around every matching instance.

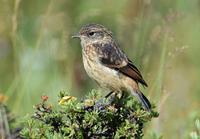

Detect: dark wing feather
[99,42,148,87]
[119,60,148,87]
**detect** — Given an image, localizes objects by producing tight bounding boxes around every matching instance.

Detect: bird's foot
[93,91,116,111]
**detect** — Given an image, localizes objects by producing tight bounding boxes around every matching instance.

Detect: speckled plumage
[73,23,151,111]
[82,43,125,91]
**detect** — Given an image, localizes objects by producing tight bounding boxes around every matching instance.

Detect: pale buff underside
[82,50,139,93]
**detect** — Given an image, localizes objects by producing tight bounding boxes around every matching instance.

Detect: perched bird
[72,23,151,111]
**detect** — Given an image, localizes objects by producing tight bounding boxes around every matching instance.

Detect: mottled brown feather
[118,62,148,87]
[99,42,148,87]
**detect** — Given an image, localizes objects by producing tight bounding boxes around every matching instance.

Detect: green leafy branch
[20,90,158,139]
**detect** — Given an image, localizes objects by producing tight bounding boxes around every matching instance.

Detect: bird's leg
[105,91,114,98]
[94,91,115,110]
[120,91,126,99]
[106,91,120,105]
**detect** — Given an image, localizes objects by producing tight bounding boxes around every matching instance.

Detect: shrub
[20,90,158,139]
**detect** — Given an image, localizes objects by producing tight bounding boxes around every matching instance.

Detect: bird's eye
[88,32,95,36]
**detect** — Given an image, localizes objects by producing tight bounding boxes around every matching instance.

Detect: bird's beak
[72,33,80,39]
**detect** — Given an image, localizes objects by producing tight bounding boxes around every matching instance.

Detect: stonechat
[72,23,151,111]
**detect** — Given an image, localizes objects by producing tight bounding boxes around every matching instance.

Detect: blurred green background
[0,0,199,138]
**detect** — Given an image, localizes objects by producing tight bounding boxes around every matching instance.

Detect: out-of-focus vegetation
[0,0,199,138]
[190,119,200,139]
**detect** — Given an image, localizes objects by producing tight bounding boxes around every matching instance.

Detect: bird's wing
[97,42,148,87]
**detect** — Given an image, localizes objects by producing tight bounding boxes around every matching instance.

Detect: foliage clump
[20,90,158,139]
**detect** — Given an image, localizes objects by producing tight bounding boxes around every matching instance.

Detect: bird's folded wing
[98,42,148,87]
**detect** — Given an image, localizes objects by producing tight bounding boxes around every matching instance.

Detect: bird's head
[72,23,113,46]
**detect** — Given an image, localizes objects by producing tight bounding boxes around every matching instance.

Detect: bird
[72,23,151,111]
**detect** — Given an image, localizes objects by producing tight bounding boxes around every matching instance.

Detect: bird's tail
[132,90,151,111]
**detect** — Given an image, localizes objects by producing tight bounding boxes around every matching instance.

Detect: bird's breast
[82,49,124,90]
